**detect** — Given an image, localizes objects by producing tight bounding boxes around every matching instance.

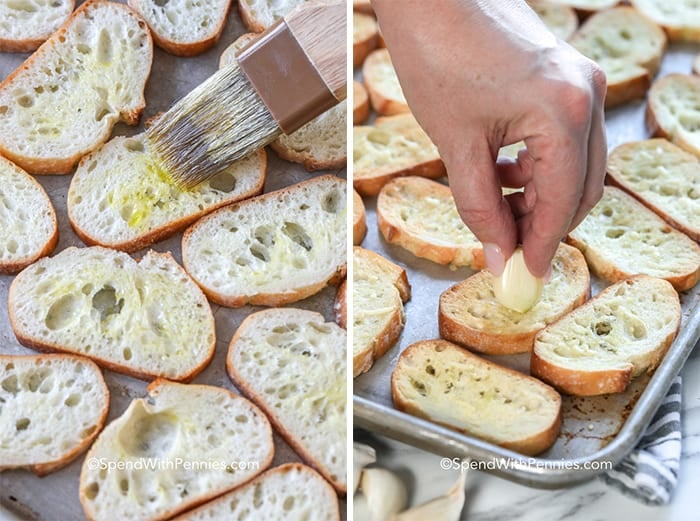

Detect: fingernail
[543,264,553,283]
[483,243,505,276]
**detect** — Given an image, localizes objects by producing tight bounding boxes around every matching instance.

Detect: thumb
[445,140,517,275]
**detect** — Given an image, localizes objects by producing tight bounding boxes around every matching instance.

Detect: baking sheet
[353,44,700,487]
[0,2,347,519]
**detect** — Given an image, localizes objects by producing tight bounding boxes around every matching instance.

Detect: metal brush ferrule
[237,19,338,135]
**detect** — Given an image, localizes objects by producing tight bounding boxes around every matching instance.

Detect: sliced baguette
[550,0,620,17]
[353,113,445,196]
[219,31,257,68]
[528,0,578,40]
[532,276,681,396]
[392,339,562,456]
[67,134,266,253]
[439,243,590,355]
[0,0,74,52]
[0,155,57,274]
[352,246,411,377]
[570,6,666,108]
[353,80,370,124]
[0,0,153,175]
[238,0,305,32]
[377,176,483,269]
[182,175,346,307]
[362,48,409,115]
[128,0,232,56]
[0,354,108,476]
[630,0,700,42]
[227,308,347,493]
[9,246,215,382]
[646,73,700,157]
[567,186,700,291]
[80,379,274,521]
[172,464,340,521]
[353,188,367,245]
[353,11,378,69]
[334,278,347,329]
[606,139,700,241]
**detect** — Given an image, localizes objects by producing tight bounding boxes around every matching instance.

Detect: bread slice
[646,73,700,157]
[0,155,57,274]
[532,276,681,396]
[219,31,257,68]
[182,175,346,308]
[67,134,266,253]
[0,0,74,52]
[567,186,700,291]
[227,308,347,493]
[570,6,666,108]
[353,80,370,124]
[127,0,232,56]
[439,243,590,355]
[334,278,347,329]
[606,139,700,241]
[362,48,409,115]
[391,339,562,456]
[353,188,367,245]
[238,0,305,32]
[353,246,411,377]
[0,354,108,476]
[79,379,274,521]
[172,464,340,521]
[353,113,445,196]
[0,0,153,175]
[9,246,215,382]
[550,0,620,17]
[630,0,700,42]
[377,176,483,269]
[353,11,378,69]
[528,0,578,40]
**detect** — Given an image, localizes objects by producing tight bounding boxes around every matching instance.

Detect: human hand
[372,0,607,278]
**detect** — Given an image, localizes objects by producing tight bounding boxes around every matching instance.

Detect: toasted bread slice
[0,354,108,476]
[353,189,367,245]
[439,243,590,355]
[182,175,346,308]
[646,73,700,157]
[128,0,232,56]
[362,48,409,115]
[227,308,347,493]
[68,135,266,253]
[9,246,216,382]
[0,155,57,274]
[80,379,274,521]
[353,80,370,124]
[567,186,700,291]
[377,176,483,269]
[570,6,666,107]
[630,0,700,42]
[353,114,445,196]
[532,276,681,396]
[354,11,378,69]
[0,0,153,175]
[353,246,411,377]
[392,339,562,456]
[606,139,700,241]
[528,0,578,40]
[0,0,74,52]
[172,464,340,521]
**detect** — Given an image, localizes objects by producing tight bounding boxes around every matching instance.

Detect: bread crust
[353,189,367,245]
[334,278,347,329]
[353,12,378,69]
[0,354,109,476]
[237,0,266,32]
[353,80,370,124]
[0,1,76,53]
[362,49,410,115]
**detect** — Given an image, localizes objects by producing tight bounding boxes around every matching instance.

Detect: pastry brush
[146,1,346,189]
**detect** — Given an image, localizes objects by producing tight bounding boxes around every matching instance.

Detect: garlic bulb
[493,247,543,312]
[392,470,466,521]
[361,467,408,521]
[353,442,377,493]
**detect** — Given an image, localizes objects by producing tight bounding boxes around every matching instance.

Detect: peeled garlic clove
[392,470,467,521]
[354,491,373,521]
[492,247,543,313]
[361,467,408,521]
[353,442,377,493]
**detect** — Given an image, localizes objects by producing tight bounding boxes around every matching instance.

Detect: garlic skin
[492,247,543,313]
[353,442,377,493]
[361,468,408,521]
[392,470,467,521]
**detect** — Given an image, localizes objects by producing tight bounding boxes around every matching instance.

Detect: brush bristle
[146,64,280,189]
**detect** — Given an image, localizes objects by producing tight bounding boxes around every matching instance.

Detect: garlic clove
[361,467,408,521]
[354,491,373,521]
[353,442,377,493]
[392,470,467,521]
[492,247,544,313]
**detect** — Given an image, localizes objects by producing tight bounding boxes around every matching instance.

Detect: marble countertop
[355,342,700,521]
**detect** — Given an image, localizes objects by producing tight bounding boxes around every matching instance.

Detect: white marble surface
[354,342,700,521]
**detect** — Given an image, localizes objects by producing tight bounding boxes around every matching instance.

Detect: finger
[504,191,530,220]
[495,159,533,188]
